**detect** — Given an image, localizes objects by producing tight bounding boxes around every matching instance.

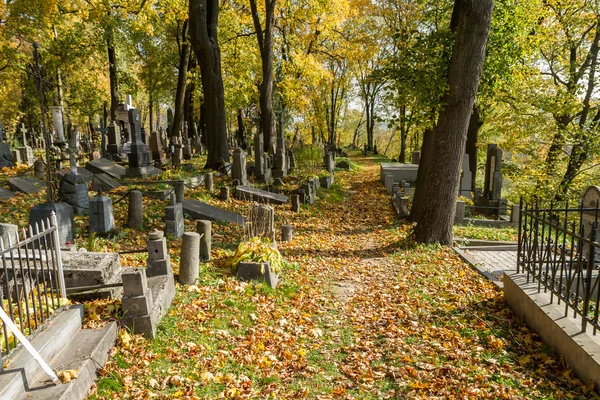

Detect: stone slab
[380,163,419,184]
[92,173,121,193]
[0,187,14,200]
[234,185,289,205]
[182,199,246,226]
[62,251,122,288]
[86,158,126,179]
[8,177,42,194]
[28,202,75,246]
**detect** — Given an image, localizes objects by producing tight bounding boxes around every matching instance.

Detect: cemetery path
[90,152,596,399]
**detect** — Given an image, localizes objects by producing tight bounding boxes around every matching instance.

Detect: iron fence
[0,212,65,362]
[518,199,600,334]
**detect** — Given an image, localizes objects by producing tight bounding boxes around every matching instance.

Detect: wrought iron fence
[0,212,66,362]
[518,199,600,334]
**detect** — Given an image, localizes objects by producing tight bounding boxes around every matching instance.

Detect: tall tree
[189,0,230,169]
[414,0,494,244]
[249,0,276,153]
[172,20,191,139]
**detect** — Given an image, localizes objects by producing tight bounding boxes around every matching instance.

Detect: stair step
[62,252,122,289]
[16,322,118,400]
[0,305,83,400]
[68,267,124,302]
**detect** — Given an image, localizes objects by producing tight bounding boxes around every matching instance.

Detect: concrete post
[511,204,521,224]
[455,201,465,225]
[179,232,200,284]
[220,186,230,201]
[205,172,213,192]
[291,194,301,213]
[196,220,212,261]
[127,190,143,229]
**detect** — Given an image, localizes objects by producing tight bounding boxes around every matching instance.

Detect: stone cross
[19,123,28,147]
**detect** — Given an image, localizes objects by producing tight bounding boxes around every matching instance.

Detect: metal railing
[0,212,66,361]
[518,199,600,334]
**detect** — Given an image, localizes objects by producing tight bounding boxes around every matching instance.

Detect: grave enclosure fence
[517,199,600,334]
[0,212,66,366]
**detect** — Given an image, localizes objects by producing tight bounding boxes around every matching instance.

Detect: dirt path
[91,153,596,399]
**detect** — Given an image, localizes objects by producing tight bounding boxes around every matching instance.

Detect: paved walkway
[455,247,518,288]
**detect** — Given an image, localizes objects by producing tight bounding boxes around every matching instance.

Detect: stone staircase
[0,305,117,400]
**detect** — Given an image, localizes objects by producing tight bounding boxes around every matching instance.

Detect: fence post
[517,197,523,274]
[583,220,597,333]
[50,212,66,299]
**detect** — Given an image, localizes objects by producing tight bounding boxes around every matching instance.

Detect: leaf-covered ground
[0,153,595,398]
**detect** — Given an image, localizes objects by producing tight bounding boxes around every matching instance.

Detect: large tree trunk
[107,37,119,122]
[185,56,198,140]
[465,105,482,190]
[173,20,191,139]
[189,0,229,168]
[398,105,408,163]
[410,127,435,221]
[250,0,276,154]
[236,109,247,149]
[414,0,493,245]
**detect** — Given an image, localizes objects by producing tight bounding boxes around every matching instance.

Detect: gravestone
[0,142,13,169]
[106,122,125,161]
[86,158,126,179]
[150,131,165,164]
[165,198,184,238]
[92,173,121,193]
[0,223,18,248]
[59,171,89,215]
[0,188,14,200]
[182,199,246,226]
[273,134,287,178]
[89,195,115,234]
[459,154,472,199]
[197,220,212,261]
[92,151,101,160]
[34,159,45,179]
[411,151,421,165]
[128,190,143,229]
[582,186,600,259]
[18,123,35,166]
[475,144,507,216]
[28,203,75,246]
[254,133,272,184]
[324,152,335,172]
[8,177,41,194]
[180,232,200,284]
[235,185,289,205]
[182,123,192,160]
[287,148,296,171]
[249,204,275,241]
[232,148,248,186]
[11,150,21,165]
[126,109,155,178]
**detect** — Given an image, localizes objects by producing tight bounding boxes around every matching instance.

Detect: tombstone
[281,225,292,242]
[8,177,41,194]
[0,223,18,248]
[18,123,35,166]
[299,183,315,204]
[29,203,75,246]
[232,148,248,186]
[92,173,121,193]
[0,142,13,168]
[180,232,200,284]
[50,106,66,142]
[150,131,165,164]
[324,152,335,172]
[126,109,155,177]
[147,230,172,278]
[460,154,473,199]
[172,136,183,169]
[60,171,89,215]
[0,188,14,200]
[476,144,507,216]
[411,151,421,165]
[454,201,465,224]
[165,203,184,239]
[196,220,212,261]
[182,123,192,160]
[273,134,287,178]
[235,185,289,205]
[220,186,230,201]
[582,186,600,259]
[92,151,101,161]
[128,190,143,229]
[182,199,247,226]
[337,160,350,171]
[291,194,301,212]
[11,150,21,165]
[403,182,413,197]
[89,195,115,234]
[385,174,394,194]
[34,159,45,179]
[249,204,275,241]
[254,133,272,184]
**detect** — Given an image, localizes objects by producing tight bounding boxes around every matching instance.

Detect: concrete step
[16,322,117,400]
[0,305,83,400]
[68,267,124,302]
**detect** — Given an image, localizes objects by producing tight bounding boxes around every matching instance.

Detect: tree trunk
[189,0,230,168]
[465,105,482,190]
[236,109,247,149]
[107,37,119,122]
[149,88,154,132]
[399,105,408,163]
[414,0,493,245]
[410,127,435,221]
[250,0,277,154]
[185,56,198,140]
[173,20,191,139]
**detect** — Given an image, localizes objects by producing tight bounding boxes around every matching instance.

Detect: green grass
[453,224,518,241]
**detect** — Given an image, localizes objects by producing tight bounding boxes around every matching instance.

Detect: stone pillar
[385,174,394,194]
[205,172,213,192]
[127,190,143,229]
[282,225,292,243]
[89,195,115,234]
[122,268,156,338]
[34,159,44,179]
[220,186,230,201]
[232,149,248,185]
[511,204,520,224]
[60,171,89,215]
[174,181,184,204]
[165,202,184,238]
[196,220,212,261]
[291,194,301,213]
[179,232,200,284]
[325,152,334,172]
[455,201,465,225]
[411,151,421,165]
[147,230,172,278]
